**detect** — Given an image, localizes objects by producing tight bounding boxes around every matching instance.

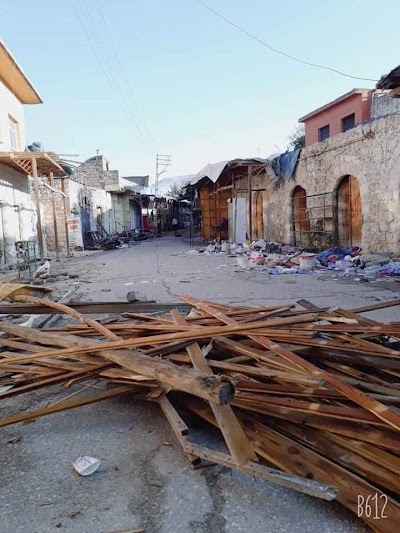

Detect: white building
[0,41,42,267]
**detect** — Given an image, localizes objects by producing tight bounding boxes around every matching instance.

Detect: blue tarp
[316,246,360,266]
[269,149,301,184]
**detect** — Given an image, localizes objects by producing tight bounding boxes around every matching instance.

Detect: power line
[195,0,378,82]
[94,0,154,145]
[73,0,151,148]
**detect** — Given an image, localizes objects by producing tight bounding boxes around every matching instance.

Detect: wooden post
[139,195,144,231]
[61,178,70,257]
[247,166,252,241]
[32,158,45,261]
[49,173,60,262]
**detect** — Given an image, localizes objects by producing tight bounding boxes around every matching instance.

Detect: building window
[341,113,355,132]
[9,115,20,150]
[318,124,330,142]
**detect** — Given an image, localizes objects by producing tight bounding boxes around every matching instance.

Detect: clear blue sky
[2,0,399,183]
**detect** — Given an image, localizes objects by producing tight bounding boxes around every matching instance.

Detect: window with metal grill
[318,124,330,142]
[341,113,355,132]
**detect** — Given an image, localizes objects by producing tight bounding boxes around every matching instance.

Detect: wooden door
[293,186,310,246]
[337,176,361,247]
[255,191,264,239]
[199,187,212,239]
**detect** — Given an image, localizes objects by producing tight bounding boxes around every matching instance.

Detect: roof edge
[0,41,43,104]
[298,88,372,123]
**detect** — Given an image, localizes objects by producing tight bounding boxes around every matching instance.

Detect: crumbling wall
[0,163,37,267]
[371,91,400,119]
[72,156,119,190]
[264,115,400,254]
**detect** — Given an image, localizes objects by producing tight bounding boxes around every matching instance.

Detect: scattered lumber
[1,289,400,531]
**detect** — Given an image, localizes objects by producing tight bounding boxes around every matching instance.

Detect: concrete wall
[40,177,115,255]
[0,80,25,151]
[302,91,371,146]
[0,162,36,266]
[371,91,400,118]
[261,115,400,254]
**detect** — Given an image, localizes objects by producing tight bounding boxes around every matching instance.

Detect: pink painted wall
[302,91,372,146]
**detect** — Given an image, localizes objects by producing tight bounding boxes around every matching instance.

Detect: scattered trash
[299,253,316,271]
[72,456,101,476]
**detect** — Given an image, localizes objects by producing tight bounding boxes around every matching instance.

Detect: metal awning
[0,151,66,177]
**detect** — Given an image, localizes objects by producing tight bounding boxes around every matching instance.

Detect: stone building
[262,114,400,254]
[191,114,400,255]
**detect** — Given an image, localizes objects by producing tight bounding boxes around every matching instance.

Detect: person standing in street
[172,217,179,236]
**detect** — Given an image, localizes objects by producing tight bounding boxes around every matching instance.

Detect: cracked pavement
[2,235,397,532]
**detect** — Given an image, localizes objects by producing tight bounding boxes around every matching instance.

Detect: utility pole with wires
[155,154,172,195]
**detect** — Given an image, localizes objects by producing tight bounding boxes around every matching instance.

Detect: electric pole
[155,154,172,194]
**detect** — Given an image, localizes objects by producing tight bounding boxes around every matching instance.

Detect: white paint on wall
[0,162,36,265]
[0,80,26,151]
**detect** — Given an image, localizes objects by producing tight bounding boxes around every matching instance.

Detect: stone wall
[371,91,400,119]
[0,163,37,267]
[72,155,120,190]
[260,115,400,254]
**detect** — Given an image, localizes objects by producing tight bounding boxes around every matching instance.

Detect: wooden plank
[170,309,256,466]
[185,443,337,501]
[0,325,235,405]
[0,301,191,315]
[159,396,200,465]
[159,396,337,501]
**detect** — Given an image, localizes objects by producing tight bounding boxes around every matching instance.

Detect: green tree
[287,125,305,151]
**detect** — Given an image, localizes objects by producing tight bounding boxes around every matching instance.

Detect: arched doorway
[336,176,361,247]
[254,191,264,239]
[292,186,310,246]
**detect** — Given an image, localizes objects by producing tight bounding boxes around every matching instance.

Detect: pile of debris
[85,229,160,251]
[195,240,400,280]
[1,288,400,531]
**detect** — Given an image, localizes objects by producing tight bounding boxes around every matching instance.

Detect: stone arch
[335,175,362,247]
[292,185,310,246]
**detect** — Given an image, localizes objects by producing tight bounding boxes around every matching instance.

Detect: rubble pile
[85,229,160,251]
[0,285,400,531]
[194,240,400,280]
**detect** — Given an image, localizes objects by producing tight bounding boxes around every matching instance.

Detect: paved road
[3,235,397,533]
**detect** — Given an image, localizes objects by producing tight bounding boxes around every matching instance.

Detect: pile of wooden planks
[1,291,400,531]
